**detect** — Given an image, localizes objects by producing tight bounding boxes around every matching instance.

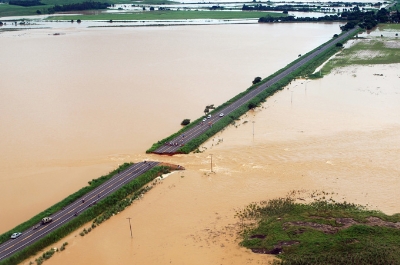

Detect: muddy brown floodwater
[1,23,399,265]
[0,23,340,233]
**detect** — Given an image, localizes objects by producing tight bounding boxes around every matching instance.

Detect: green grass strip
[0,165,171,265]
[47,11,283,21]
[0,162,132,246]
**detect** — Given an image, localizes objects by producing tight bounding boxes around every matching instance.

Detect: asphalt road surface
[154,27,358,155]
[0,161,159,261]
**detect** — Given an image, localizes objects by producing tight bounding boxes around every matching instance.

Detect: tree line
[48,1,110,13]
[259,8,400,30]
[8,0,43,7]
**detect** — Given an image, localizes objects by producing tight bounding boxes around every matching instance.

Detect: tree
[142,6,145,10]
[252,76,262,84]
[150,6,154,11]
[333,34,339,38]
[77,19,81,23]
[248,102,257,109]
[204,108,210,115]
[336,42,343,47]
[36,10,41,14]
[181,119,190,126]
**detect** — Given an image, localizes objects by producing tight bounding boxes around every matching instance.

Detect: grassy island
[236,193,400,265]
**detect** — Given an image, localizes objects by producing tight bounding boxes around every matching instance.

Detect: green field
[320,26,400,75]
[238,193,400,265]
[0,4,52,17]
[0,0,179,17]
[47,11,282,21]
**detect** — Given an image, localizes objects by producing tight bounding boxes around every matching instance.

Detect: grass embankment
[319,24,400,76]
[147,28,360,154]
[0,165,171,265]
[237,193,400,265]
[47,11,282,21]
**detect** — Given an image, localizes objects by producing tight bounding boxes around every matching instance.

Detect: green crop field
[47,10,283,21]
[0,4,52,17]
[0,0,179,17]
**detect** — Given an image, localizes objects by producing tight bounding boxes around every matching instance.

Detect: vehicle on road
[207,115,211,119]
[41,217,52,224]
[202,118,207,122]
[10,232,21,239]
[219,113,224,117]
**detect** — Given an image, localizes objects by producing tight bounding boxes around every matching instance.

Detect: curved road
[154,27,358,154]
[0,161,160,261]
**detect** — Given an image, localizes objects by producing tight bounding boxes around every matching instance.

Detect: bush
[181,119,190,126]
[252,76,262,84]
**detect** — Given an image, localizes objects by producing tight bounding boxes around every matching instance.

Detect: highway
[0,161,159,261]
[154,27,359,155]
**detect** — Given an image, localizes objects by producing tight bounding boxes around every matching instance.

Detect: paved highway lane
[0,161,159,261]
[154,28,359,155]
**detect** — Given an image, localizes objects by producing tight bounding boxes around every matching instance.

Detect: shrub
[181,119,190,126]
[252,76,262,84]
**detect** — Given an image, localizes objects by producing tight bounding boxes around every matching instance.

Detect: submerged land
[0,4,399,264]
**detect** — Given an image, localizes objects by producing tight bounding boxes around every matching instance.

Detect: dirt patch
[250,234,266,239]
[158,162,185,170]
[284,217,400,235]
[251,241,299,255]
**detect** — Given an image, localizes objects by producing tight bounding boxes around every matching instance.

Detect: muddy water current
[1,23,399,264]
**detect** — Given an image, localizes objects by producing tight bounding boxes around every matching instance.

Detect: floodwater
[0,22,341,233]
[1,23,399,264]
[21,62,400,265]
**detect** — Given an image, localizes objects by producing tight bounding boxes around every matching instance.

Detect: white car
[202,118,207,122]
[219,113,224,117]
[11,232,22,239]
[207,115,211,119]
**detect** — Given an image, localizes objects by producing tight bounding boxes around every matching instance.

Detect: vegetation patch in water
[319,26,400,75]
[236,191,400,265]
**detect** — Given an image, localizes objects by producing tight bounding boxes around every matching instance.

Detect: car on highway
[207,115,211,119]
[41,217,52,224]
[219,113,224,117]
[10,232,22,239]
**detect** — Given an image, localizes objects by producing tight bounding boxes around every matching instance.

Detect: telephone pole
[210,154,213,173]
[127,217,133,238]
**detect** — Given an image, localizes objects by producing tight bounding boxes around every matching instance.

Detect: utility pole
[127,217,133,238]
[291,91,294,105]
[210,154,213,173]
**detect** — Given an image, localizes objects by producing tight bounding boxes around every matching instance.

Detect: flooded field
[21,62,400,265]
[0,22,341,233]
[1,22,399,265]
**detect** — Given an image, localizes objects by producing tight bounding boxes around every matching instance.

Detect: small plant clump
[59,242,68,251]
[35,248,57,265]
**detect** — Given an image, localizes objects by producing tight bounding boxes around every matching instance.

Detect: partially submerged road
[153,27,359,155]
[0,161,160,261]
